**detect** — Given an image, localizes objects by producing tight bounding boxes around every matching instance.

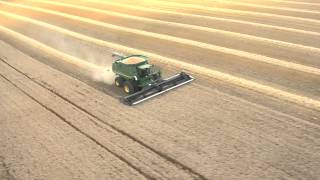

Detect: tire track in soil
[0,73,154,180]
[0,157,15,180]
[1,44,318,179]
[0,73,148,180]
[0,43,298,180]
[0,58,206,180]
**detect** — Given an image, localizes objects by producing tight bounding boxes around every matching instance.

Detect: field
[0,0,320,179]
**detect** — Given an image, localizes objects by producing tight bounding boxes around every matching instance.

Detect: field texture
[0,0,320,179]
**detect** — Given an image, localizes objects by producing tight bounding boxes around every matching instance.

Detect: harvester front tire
[115,77,124,87]
[123,81,136,94]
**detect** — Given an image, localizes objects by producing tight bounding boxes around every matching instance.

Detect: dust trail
[41,33,116,84]
[51,35,116,85]
[49,33,116,85]
[32,23,117,85]
[91,68,115,85]
[0,4,116,85]
[0,24,116,85]
[0,2,117,85]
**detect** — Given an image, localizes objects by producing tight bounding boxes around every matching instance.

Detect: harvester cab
[111,52,194,105]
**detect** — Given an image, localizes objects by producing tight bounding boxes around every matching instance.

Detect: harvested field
[0,0,320,179]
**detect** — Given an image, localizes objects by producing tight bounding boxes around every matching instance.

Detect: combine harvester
[112,53,194,105]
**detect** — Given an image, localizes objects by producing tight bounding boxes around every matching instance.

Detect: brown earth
[0,0,320,179]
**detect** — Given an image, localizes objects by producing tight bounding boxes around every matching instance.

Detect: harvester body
[112,55,161,89]
[112,53,194,105]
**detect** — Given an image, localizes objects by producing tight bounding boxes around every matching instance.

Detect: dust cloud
[33,30,117,85]
[57,34,116,85]
[91,68,116,85]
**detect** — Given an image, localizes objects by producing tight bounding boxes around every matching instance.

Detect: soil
[0,1,320,179]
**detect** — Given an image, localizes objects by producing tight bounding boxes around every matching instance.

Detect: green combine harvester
[112,53,194,105]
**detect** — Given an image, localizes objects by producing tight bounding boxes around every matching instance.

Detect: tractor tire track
[0,40,304,179]
[2,39,319,179]
[0,73,148,180]
[0,51,205,179]
[0,157,15,180]
[0,72,153,180]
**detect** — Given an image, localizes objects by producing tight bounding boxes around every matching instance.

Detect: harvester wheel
[123,81,136,94]
[115,77,124,87]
